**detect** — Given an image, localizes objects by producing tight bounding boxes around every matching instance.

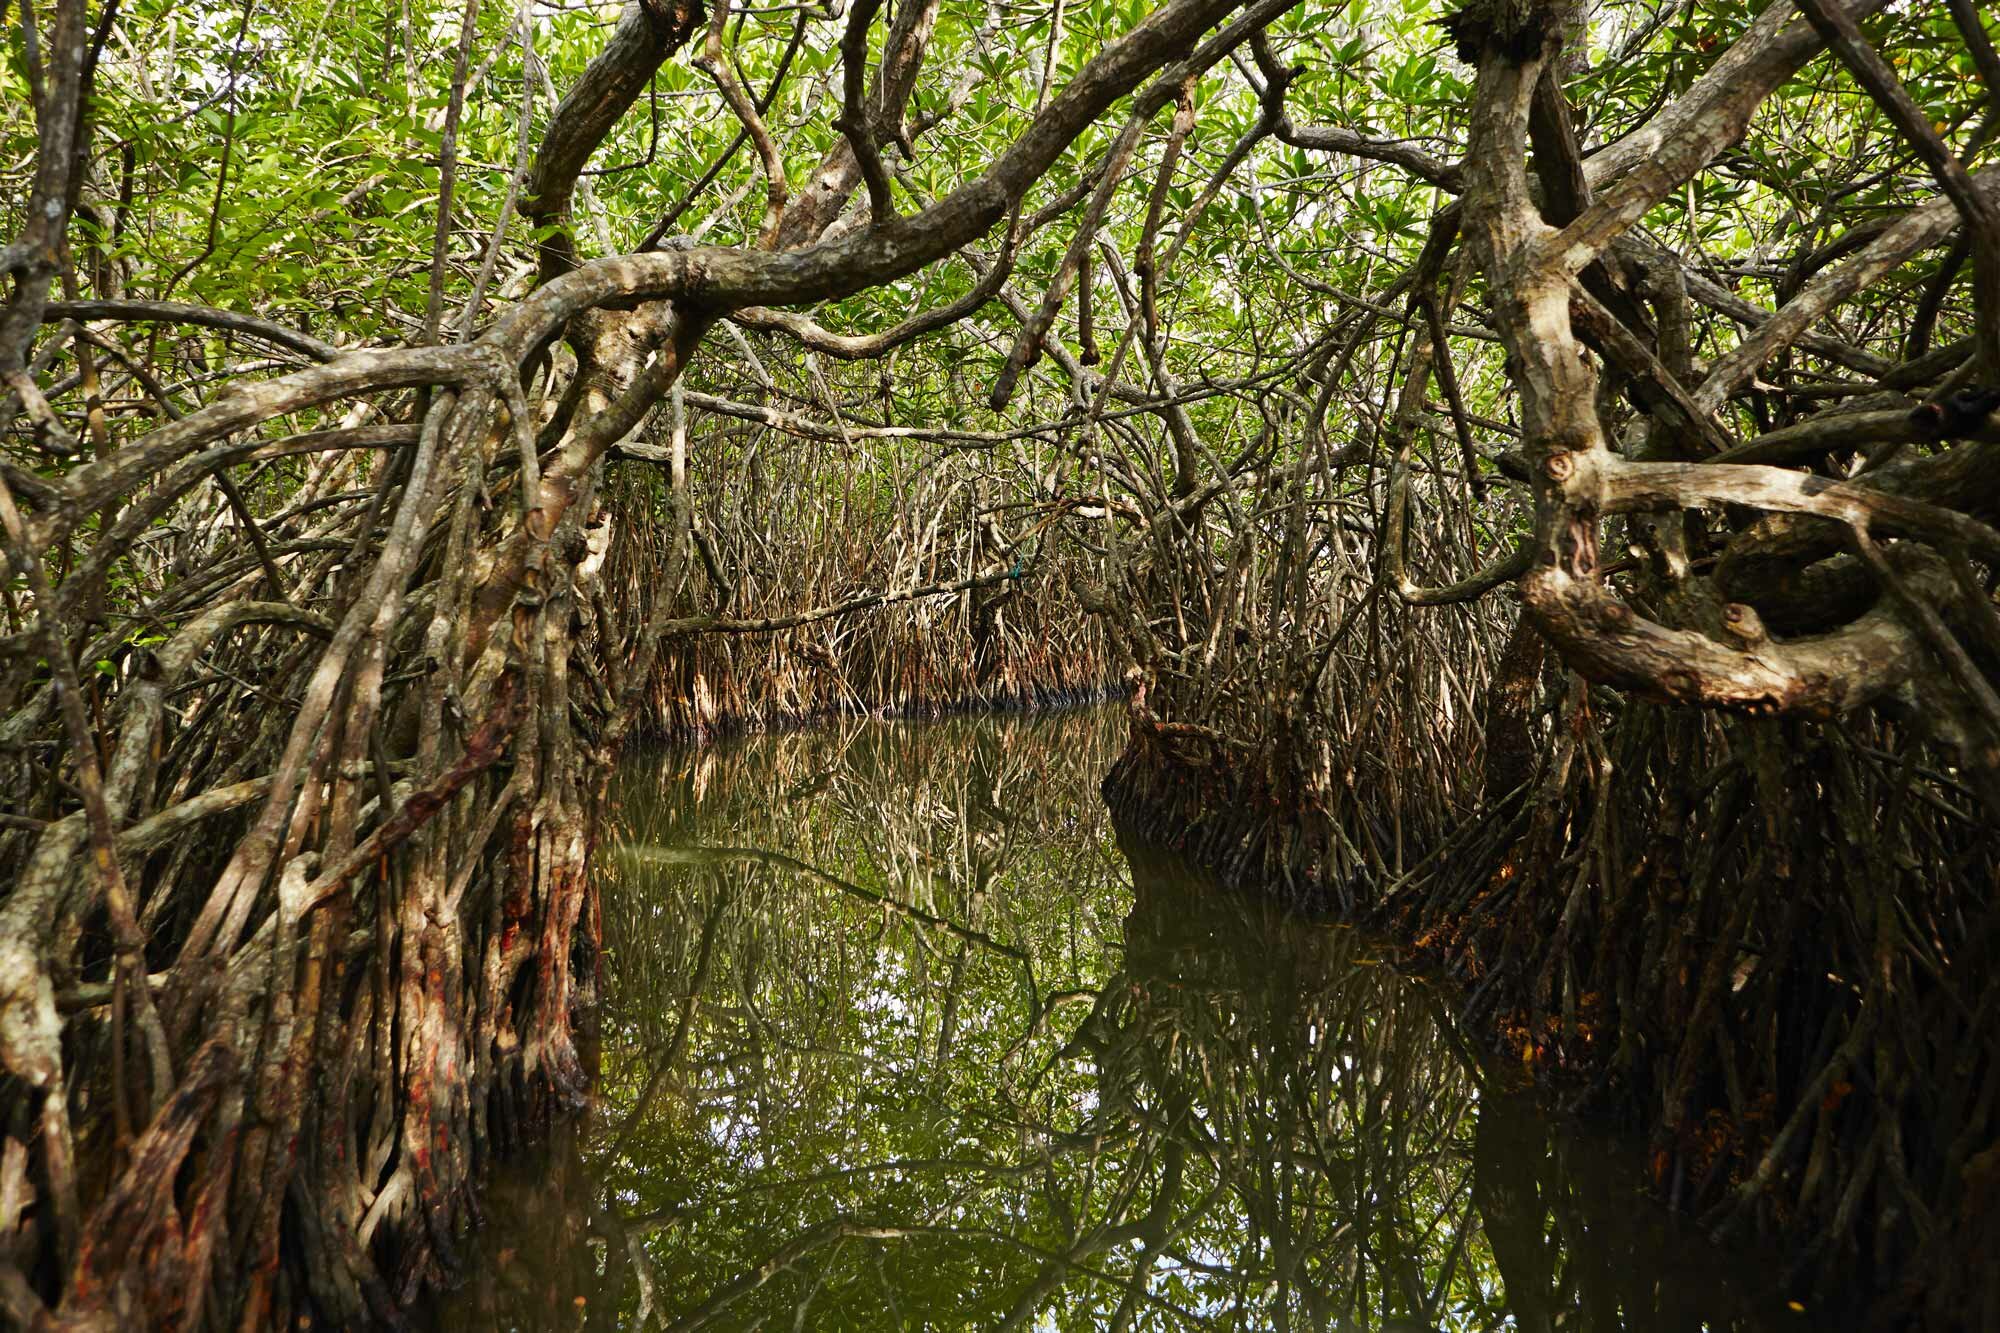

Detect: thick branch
[41,299,337,362]
[521,0,705,281]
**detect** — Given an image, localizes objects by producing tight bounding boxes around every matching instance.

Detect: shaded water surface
[438,707,1808,1332]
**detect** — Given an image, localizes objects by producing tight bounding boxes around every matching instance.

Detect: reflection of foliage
[442,710,1791,1332]
[1082,841,1507,1330]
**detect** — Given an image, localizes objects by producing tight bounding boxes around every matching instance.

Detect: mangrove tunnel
[0,0,1997,1326]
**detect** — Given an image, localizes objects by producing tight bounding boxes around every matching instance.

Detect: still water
[438,706,1807,1331]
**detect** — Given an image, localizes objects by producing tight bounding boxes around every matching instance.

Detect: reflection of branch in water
[615,806,1495,1328]
[662,1210,1230,1333]
[454,712,1792,1331]
[615,842,1032,966]
[609,890,732,1161]
[660,1216,934,1333]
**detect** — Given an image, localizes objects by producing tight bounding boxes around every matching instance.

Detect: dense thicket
[2,0,1997,1325]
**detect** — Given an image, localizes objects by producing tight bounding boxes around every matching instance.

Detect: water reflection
[437,708,1806,1331]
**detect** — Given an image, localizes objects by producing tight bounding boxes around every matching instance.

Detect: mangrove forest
[1,0,1997,1326]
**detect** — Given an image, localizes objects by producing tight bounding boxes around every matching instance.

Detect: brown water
[432,706,1819,1332]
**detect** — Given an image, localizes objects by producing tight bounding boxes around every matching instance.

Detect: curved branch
[836,0,895,226]
[729,245,1017,359]
[486,0,1273,355]
[770,0,943,250]
[985,0,1304,411]
[1276,119,1465,193]
[41,299,338,362]
[1693,171,2000,412]
[1603,456,2000,562]
[521,0,706,281]
[1552,0,1897,274]
[1713,408,2000,467]
[694,0,788,247]
[29,345,489,539]
[648,562,1030,639]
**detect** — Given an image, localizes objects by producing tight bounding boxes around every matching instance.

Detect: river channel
[431,706,1814,1331]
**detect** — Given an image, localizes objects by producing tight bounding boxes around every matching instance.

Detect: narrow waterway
[433,707,1814,1331]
